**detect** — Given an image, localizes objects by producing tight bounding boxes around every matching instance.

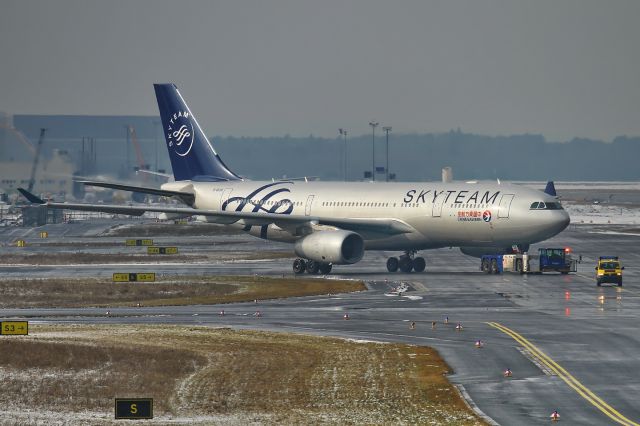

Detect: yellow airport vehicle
[125,239,154,247]
[1,321,28,335]
[595,256,623,287]
[112,273,156,282]
[147,246,178,255]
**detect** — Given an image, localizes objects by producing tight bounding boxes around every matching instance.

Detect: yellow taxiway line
[487,322,639,426]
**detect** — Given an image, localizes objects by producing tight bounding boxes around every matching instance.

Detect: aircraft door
[305,195,315,216]
[498,194,515,218]
[432,192,444,217]
[219,188,232,210]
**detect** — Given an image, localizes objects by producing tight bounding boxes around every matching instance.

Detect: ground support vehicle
[595,256,623,287]
[481,248,577,275]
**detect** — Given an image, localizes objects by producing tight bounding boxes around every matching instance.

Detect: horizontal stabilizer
[78,181,195,206]
[17,188,45,204]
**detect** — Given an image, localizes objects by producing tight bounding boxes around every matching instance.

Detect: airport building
[0,113,166,200]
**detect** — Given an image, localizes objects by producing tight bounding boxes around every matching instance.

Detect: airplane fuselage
[163,179,570,252]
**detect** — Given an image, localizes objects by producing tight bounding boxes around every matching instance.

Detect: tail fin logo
[166,110,194,157]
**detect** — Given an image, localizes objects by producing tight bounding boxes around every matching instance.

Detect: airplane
[18,83,570,275]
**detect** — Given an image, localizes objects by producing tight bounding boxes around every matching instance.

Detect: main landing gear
[293,258,332,275]
[386,251,425,273]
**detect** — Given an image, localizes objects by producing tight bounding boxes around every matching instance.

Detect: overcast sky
[1,1,639,141]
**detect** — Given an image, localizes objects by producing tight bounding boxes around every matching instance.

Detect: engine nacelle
[460,244,530,258]
[294,230,364,265]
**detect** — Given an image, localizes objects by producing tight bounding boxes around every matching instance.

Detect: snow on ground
[514,181,640,191]
[564,203,640,225]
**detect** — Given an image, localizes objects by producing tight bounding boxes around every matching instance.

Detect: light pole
[383,126,392,182]
[124,125,130,176]
[339,128,348,181]
[369,121,378,181]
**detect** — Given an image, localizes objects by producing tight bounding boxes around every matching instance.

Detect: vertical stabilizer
[544,181,557,197]
[154,84,241,181]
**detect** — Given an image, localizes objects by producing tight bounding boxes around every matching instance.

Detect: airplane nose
[554,211,571,233]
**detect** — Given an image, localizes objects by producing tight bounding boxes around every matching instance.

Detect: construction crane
[128,125,149,202]
[27,128,46,193]
[128,125,149,180]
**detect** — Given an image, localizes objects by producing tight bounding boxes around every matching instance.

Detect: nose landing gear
[386,251,425,273]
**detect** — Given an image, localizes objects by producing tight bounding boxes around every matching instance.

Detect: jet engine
[460,244,530,258]
[294,230,364,264]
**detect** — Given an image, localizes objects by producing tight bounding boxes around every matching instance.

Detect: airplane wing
[17,188,415,236]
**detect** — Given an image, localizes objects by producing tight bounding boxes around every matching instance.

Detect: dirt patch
[0,325,485,425]
[0,252,208,265]
[0,276,365,308]
[0,250,293,265]
[105,223,242,237]
[18,239,252,248]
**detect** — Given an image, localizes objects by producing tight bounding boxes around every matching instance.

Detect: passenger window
[530,202,539,209]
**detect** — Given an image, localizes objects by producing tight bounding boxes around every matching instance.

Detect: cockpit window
[530,201,564,210]
[546,202,562,210]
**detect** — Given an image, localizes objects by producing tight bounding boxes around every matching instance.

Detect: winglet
[544,181,557,197]
[17,188,45,204]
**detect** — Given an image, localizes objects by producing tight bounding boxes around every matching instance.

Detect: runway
[1,221,640,425]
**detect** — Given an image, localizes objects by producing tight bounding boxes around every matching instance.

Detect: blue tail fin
[544,181,557,197]
[154,84,241,182]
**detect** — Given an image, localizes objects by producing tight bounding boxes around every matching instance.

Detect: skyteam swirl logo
[222,182,296,239]
[482,210,492,222]
[166,110,194,157]
[222,182,295,215]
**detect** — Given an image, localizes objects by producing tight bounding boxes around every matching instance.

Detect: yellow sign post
[112,273,156,282]
[16,240,26,247]
[125,239,154,247]
[1,321,28,335]
[115,398,153,419]
[147,247,178,255]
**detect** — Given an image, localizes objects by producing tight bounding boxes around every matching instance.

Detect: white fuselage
[162,179,570,252]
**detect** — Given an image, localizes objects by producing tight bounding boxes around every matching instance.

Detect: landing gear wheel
[412,257,426,273]
[481,259,490,273]
[319,263,333,274]
[293,258,306,274]
[307,260,320,274]
[387,257,399,272]
[399,256,413,273]
[490,259,499,274]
